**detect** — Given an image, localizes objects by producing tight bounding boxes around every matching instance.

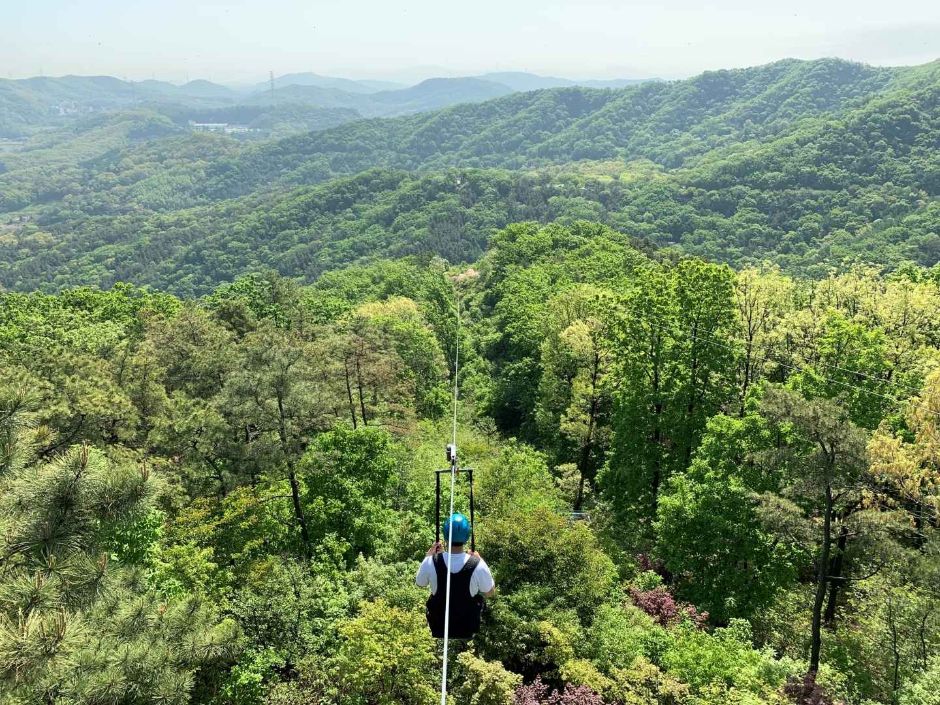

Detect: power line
[775,338,926,399]
[637,316,939,419]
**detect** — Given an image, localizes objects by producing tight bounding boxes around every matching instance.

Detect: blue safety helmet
[442,512,472,545]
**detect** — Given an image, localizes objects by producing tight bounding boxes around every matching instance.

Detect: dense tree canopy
[1,221,938,704]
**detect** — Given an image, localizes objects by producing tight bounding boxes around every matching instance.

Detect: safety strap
[433,552,479,579]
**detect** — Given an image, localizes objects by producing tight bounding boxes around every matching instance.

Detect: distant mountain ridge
[2,57,937,293]
[0,70,652,137]
[253,72,407,94]
[242,77,513,117]
[207,58,911,196]
[475,71,652,91]
[255,70,650,95]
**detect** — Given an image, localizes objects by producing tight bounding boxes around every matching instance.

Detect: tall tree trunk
[244,424,260,488]
[809,484,834,676]
[208,457,227,499]
[574,355,601,511]
[740,336,753,417]
[651,412,662,513]
[344,359,358,429]
[355,354,368,426]
[286,463,310,559]
[912,499,926,548]
[649,333,664,515]
[574,473,586,514]
[574,418,596,511]
[684,333,700,467]
[919,610,930,670]
[824,523,849,629]
[650,400,663,512]
[276,391,311,559]
[888,597,902,699]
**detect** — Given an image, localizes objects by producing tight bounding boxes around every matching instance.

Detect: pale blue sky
[3,0,939,83]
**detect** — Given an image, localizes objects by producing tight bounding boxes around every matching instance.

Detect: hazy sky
[3,0,939,84]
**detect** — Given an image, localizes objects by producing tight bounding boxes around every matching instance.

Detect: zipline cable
[439,270,461,705]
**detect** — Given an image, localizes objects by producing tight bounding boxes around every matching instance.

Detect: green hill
[213,58,904,195]
[249,77,516,117]
[1,58,938,294]
[0,75,241,137]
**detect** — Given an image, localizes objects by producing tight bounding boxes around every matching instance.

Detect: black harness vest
[425,553,484,639]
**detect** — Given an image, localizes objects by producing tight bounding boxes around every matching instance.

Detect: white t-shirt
[415,552,495,597]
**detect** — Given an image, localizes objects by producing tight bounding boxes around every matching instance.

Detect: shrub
[608,658,691,705]
[628,586,708,628]
[473,591,584,679]
[559,659,614,695]
[660,620,790,698]
[454,652,523,705]
[216,649,284,705]
[513,677,606,705]
[331,600,438,705]
[483,507,618,621]
[899,657,940,705]
[583,603,661,672]
[782,674,835,705]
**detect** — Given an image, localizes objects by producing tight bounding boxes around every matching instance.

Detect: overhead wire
[637,316,940,420]
[439,265,461,705]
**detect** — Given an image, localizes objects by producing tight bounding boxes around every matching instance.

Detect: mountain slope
[206,58,904,199]
[1,58,938,293]
[0,76,240,136]
[246,77,514,117]
[1,58,928,218]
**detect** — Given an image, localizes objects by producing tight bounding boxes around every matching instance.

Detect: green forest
[2,59,939,294]
[1,57,939,705]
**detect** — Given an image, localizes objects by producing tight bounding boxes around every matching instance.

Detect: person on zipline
[416,512,495,639]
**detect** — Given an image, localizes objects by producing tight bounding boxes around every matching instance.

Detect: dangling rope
[439,271,461,705]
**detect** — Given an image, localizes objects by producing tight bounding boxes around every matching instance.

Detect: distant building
[53,102,95,116]
[189,121,259,135]
[189,122,229,132]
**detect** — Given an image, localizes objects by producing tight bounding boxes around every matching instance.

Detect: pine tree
[0,377,240,704]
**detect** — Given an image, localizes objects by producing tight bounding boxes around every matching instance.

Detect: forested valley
[1,57,939,705]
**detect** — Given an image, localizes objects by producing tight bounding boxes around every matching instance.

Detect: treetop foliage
[1,219,937,703]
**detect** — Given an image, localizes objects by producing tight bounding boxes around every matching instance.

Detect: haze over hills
[1,57,937,294]
[243,77,516,117]
[255,72,408,94]
[0,69,655,138]
[475,72,651,91]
